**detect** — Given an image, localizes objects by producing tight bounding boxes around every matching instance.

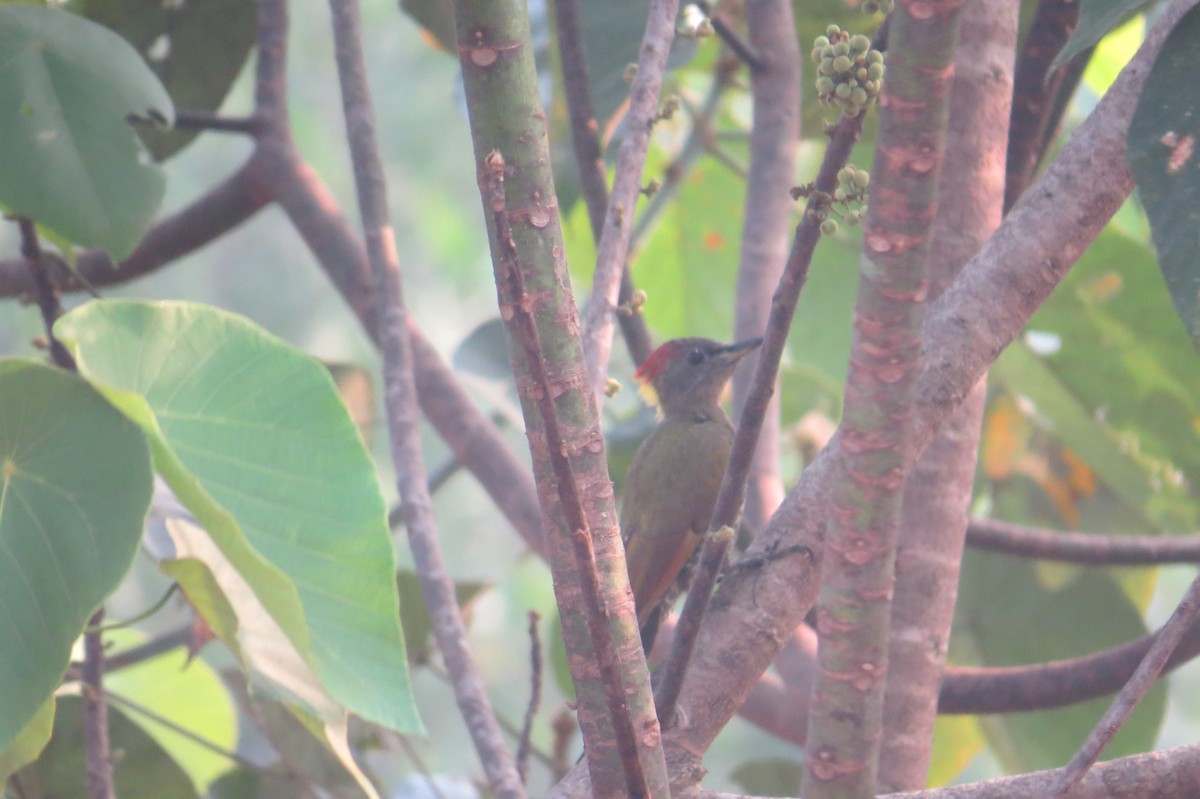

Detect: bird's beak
[718,337,763,360]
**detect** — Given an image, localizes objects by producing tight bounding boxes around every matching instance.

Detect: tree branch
[552,0,654,366]
[327,0,526,794]
[450,0,668,793]
[966,518,1200,564]
[580,0,680,402]
[482,152,651,798]
[1004,0,1087,211]
[802,7,964,794]
[729,0,800,533]
[878,2,1016,789]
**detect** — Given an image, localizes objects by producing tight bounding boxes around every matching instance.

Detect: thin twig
[425,661,558,770]
[1047,572,1200,797]
[22,219,112,797]
[728,0,800,532]
[82,610,115,799]
[482,151,651,799]
[387,732,449,799]
[517,611,543,784]
[967,518,1200,565]
[326,1,525,795]
[18,218,76,370]
[629,71,730,251]
[172,109,261,135]
[106,691,261,771]
[695,0,763,70]
[940,613,1200,714]
[552,0,654,365]
[580,0,682,402]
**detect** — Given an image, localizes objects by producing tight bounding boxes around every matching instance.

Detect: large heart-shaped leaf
[0,360,153,753]
[0,5,174,257]
[55,300,420,734]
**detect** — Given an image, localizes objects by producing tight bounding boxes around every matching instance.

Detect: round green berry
[867,50,884,65]
[850,34,871,52]
[852,170,870,189]
[845,210,861,226]
[867,62,885,81]
[833,55,852,73]
[851,86,868,106]
[820,219,838,235]
[814,35,830,48]
[816,76,835,94]
[835,82,852,99]
[827,24,841,37]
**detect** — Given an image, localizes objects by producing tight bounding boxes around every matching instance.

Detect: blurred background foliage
[2,0,1199,795]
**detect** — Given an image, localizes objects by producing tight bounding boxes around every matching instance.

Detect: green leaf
[0,697,55,783]
[0,5,174,258]
[19,694,198,799]
[954,552,1165,772]
[999,227,1200,531]
[105,629,238,793]
[1051,0,1153,72]
[73,0,256,161]
[1127,6,1200,349]
[0,359,152,753]
[993,341,1194,531]
[55,299,421,734]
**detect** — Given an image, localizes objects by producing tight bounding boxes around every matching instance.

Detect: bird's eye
[686,348,705,365]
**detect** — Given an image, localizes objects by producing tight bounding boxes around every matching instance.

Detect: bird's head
[634,336,762,417]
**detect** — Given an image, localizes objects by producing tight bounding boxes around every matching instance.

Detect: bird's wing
[619,418,732,626]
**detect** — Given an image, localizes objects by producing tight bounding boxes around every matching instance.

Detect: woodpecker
[620,336,761,649]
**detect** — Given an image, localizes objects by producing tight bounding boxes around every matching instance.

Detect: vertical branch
[800,3,966,795]
[449,0,668,794]
[83,611,115,799]
[325,1,525,795]
[482,153,655,799]
[552,0,654,366]
[21,219,111,799]
[578,0,680,402]
[730,0,801,532]
[877,0,1018,791]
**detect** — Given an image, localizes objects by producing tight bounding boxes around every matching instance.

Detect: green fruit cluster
[811,26,885,118]
[812,163,870,237]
